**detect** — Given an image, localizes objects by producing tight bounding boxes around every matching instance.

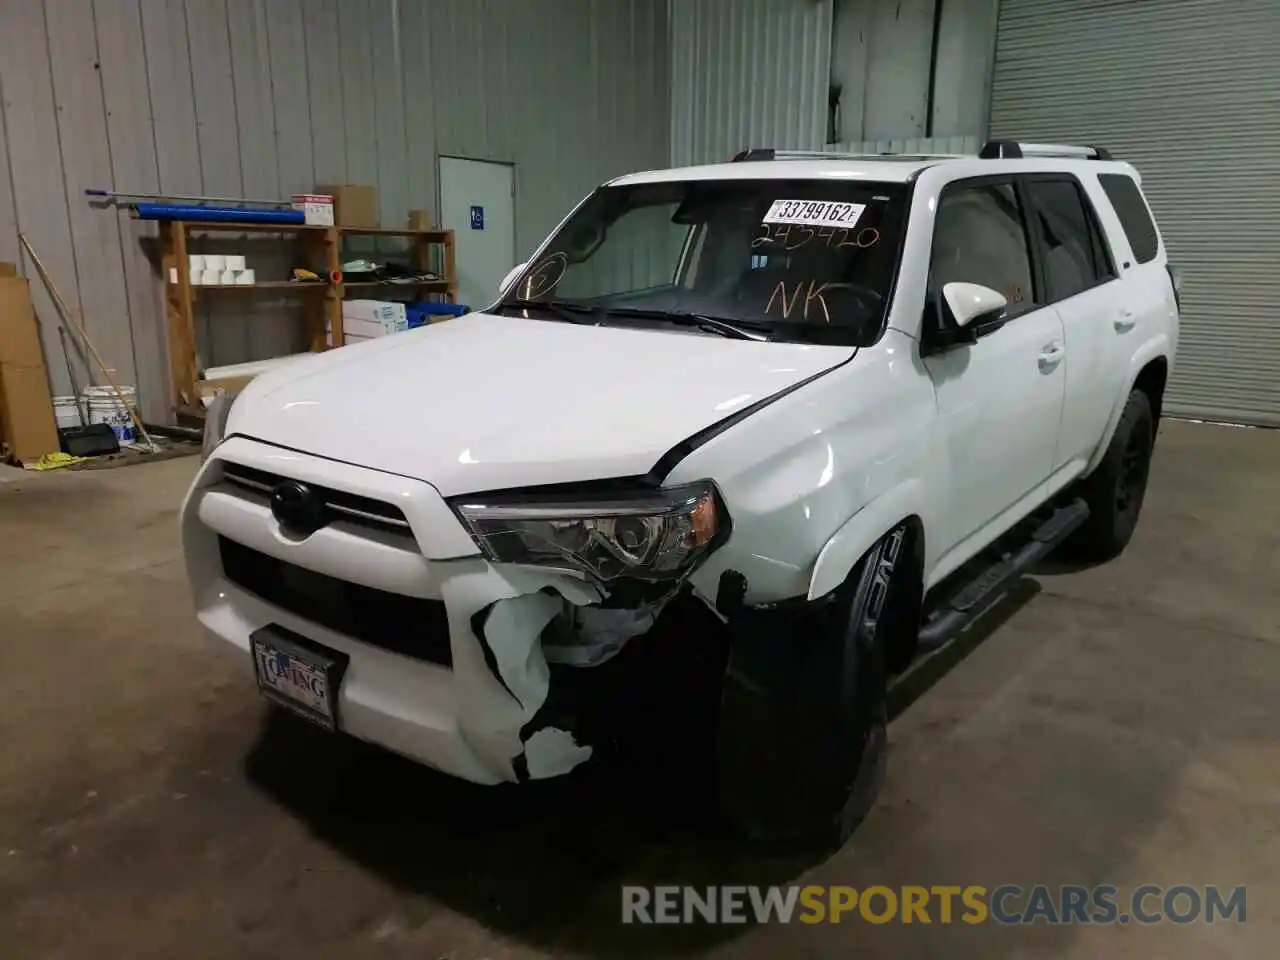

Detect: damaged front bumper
[182,439,728,786]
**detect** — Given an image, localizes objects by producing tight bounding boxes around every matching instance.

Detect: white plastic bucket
[53,395,85,430]
[83,385,137,443]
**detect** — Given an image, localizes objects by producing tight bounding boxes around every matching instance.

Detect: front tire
[1064,389,1154,562]
[717,526,912,849]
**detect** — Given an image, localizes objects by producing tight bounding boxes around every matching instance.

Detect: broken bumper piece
[192,538,693,784]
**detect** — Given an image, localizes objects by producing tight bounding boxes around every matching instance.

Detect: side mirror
[499,261,528,294]
[942,282,1008,328]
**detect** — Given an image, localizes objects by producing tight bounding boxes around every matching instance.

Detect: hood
[226,312,852,496]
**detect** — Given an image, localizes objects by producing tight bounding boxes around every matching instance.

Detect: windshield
[500,178,909,345]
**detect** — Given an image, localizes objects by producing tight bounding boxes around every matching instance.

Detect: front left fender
[807,478,927,601]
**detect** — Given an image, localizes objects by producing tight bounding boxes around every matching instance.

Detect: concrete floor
[1,419,1277,958]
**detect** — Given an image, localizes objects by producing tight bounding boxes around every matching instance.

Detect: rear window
[1098,173,1159,264]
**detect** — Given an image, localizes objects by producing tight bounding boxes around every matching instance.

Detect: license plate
[250,625,348,731]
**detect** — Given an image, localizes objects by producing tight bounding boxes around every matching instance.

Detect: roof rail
[730,147,966,162]
[979,140,1113,161]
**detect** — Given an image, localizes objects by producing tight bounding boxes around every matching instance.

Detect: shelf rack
[158,219,456,415]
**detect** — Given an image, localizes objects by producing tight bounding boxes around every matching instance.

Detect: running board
[917,499,1089,651]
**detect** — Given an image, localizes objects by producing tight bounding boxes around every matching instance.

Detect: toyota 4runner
[183,141,1179,845]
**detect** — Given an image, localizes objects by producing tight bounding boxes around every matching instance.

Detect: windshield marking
[766,279,846,323]
[753,223,882,251]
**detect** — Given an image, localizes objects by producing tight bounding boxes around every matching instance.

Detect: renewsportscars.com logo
[621,884,1247,926]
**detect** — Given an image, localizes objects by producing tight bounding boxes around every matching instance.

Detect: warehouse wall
[668,0,833,166]
[831,0,998,143]
[0,0,669,422]
[667,0,996,167]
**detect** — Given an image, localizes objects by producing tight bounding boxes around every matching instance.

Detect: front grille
[218,536,452,667]
[220,461,411,537]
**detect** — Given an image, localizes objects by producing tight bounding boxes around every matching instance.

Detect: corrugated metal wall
[990,0,1280,426]
[0,0,668,423]
[668,0,833,166]
[829,0,996,144]
[832,134,980,156]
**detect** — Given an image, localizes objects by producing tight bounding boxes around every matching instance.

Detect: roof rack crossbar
[979,140,1113,161]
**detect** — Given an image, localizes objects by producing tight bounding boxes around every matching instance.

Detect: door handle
[1114,311,1137,333]
[1038,342,1064,372]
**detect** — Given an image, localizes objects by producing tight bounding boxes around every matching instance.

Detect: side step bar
[917,499,1089,651]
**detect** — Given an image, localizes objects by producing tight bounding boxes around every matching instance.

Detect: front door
[923,177,1068,555]
[439,157,515,311]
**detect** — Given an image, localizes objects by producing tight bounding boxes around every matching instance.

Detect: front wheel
[716,526,913,849]
[1063,389,1155,562]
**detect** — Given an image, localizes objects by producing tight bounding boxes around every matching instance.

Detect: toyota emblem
[270,480,327,536]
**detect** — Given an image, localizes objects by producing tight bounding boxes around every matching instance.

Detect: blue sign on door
[469,205,485,230]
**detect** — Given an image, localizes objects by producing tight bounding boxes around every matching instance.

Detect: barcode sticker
[763,199,865,229]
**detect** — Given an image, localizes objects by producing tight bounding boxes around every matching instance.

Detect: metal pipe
[85,188,289,207]
[924,0,946,138]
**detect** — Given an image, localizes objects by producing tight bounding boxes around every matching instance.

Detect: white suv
[183,141,1178,845]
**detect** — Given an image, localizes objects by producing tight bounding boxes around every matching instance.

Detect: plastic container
[83,385,137,443]
[53,395,85,430]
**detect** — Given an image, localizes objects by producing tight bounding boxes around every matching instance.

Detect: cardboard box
[315,184,378,228]
[291,193,335,226]
[407,209,432,231]
[329,301,405,344]
[0,265,59,462]
[343,299,407,327]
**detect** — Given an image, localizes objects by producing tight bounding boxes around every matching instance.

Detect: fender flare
[807,478,926,601]
[1084,336,1171,476]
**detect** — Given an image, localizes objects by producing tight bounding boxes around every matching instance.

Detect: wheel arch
[1086,341,1171,476]
[808,479,928,602]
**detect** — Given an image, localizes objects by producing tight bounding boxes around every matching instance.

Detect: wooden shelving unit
[158,219,456,413]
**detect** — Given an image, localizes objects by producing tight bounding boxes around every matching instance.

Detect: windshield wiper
[500,297,597,325]
[594,306,768,341]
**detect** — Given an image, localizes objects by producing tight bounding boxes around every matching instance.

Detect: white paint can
[83,384,137,443]
[53,395,85,430]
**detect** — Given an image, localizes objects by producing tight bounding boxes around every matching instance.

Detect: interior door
[439,157,515,311]
[923,178,1068,553]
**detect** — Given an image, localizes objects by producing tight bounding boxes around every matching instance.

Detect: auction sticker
[763,199,865,229]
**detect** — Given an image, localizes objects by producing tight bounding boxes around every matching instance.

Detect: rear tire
[1063,389,1154,562]
[717,525,913,850]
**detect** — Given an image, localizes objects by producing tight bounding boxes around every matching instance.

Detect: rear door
[1020,175,1128,471]
[923,176,1068,552]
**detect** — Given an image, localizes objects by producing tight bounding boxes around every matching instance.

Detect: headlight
[451,481,727,582]
[201,392,236,462]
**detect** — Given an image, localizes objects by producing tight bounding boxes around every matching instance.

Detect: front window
[500,178,909,345]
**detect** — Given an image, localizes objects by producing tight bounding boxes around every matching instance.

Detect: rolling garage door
[989,0,1280,425]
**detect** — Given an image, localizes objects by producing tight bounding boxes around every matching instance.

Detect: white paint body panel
[182,152,1179,785]
[221,312,853,496]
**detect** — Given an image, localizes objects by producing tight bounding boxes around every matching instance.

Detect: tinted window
[1099,173,1159,263]
[1025,179,1114,302]
[930,181,1035,308]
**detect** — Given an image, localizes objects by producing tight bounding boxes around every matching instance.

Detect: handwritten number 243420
[752,223,880,251]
